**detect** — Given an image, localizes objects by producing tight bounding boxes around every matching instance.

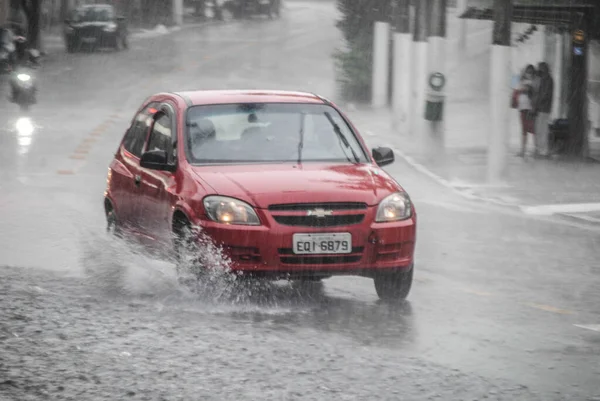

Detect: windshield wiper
[324,112,360,163]
[297,112,306,164]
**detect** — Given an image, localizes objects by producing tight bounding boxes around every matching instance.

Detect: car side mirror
[372,146,394,167]
[140,150,176,172]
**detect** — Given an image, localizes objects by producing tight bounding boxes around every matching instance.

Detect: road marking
[526,303,574,315]
[574,324,600,332]
[73,148,89,154]
[69,154,86,160]
[56,169,75,175]
[460,288,493,296]
[82,137,97,143]
[521,203,600,216]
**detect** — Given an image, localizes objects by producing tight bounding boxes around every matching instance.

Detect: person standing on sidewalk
[532,62,554,157]
[516,64,536,157]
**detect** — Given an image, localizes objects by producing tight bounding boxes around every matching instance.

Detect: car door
[137,104,178,248]
[111,102,159,233]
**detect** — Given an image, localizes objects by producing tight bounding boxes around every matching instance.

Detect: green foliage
[334,0,392,103]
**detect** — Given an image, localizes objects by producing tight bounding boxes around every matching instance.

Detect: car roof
[173,90,328,106]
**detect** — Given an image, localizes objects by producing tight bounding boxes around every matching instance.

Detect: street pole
[0,0,9,25]
[372,20,391,109]
[567,20,590,157]
[488,0,512,183]
[457,0,467,53]
[172,0,183,26]
[552,29,564,119]
[412,0,429,134]
[392,0,411,130]
[423,0,447,157]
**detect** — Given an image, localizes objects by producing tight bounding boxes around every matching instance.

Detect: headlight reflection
[15,117,35,155]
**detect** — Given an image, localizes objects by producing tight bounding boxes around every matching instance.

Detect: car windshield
[185,103,368,164]
[72,7,114,23]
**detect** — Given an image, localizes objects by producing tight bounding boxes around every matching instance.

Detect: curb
[392,146,600,229]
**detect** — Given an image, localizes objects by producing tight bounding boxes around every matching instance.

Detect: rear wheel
[373,266,413,301]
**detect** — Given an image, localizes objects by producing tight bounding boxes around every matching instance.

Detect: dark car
[222,0,282,19]
[63,4,128,52]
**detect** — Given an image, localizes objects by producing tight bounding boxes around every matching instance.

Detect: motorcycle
[9,41,40,112]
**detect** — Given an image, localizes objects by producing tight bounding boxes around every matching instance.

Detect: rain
[1,0,600,400]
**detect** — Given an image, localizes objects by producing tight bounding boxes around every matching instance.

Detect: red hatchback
[104,90,417,300]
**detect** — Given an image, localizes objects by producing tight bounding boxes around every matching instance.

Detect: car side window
[147,112,174,163]
[123,104,157,157]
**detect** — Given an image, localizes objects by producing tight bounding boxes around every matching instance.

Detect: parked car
[222,0,282,19]
[104,90,417,301]
[63,4,128,52]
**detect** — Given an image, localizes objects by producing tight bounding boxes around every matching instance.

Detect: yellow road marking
[461,288,493,296]
[82,137,97,143]
[73,148,89,154]
[91,131,103,136]
[57,169,75,175]
[70,154,86,160]
[526,303,574,315]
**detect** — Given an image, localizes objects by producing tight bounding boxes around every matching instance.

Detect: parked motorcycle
[9,45,40,112]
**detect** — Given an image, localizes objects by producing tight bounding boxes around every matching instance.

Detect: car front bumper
[193,207,416,278]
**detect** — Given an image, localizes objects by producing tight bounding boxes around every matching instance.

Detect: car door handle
[134,175,141,186]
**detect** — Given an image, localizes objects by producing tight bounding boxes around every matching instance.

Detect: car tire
[373,265,413,301]
[106,208,121,237]
[173,219,205,280]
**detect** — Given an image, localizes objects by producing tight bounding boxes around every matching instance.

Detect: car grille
[268,202,367,227]
[273,214,364,227]
[278,247,363,265]
[268,202,367,211]
[78,26,103,38]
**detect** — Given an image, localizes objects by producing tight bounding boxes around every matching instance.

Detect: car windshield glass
[72,7,113,22]
[185,103,368,164]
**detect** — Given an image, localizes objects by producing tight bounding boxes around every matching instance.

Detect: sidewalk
[348,103,600,224]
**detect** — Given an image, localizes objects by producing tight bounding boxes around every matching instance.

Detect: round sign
[429,72,446,91]
[573,29,585,44]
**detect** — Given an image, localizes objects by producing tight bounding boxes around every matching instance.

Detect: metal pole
[567,18,590,157]
[172,0,183,25]
[488,0,512,183]
[457,0,467,52]
[372,21,391,109]
[412,0,429,134]
[392,0,412,130]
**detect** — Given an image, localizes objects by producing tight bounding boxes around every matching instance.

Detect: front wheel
[373,266,413,301]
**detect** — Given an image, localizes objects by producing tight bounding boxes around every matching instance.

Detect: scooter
[9,45,41,112]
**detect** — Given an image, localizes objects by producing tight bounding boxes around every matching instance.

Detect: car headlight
[17,73,31,82]
[375,192,412,222]
[203,196,260,226]
[103,23,117,32]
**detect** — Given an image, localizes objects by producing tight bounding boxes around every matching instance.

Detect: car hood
[190,163,402,208]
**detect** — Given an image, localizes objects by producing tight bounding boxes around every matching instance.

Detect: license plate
[81,37,96,43]
[292,233,352,255]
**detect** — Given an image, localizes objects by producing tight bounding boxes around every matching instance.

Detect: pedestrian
[532,62,554,157]
[515,64,536,157]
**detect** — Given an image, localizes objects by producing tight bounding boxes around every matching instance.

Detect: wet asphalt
[1,2,600,400]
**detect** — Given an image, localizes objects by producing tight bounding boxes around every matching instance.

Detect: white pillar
[424,36,446,156]
[372,22,390,109]
[488,45,511,183]
[552,32,564,119]
[392,32,413,130]
[173,0,184,26]
[412,41,428,134]
[457,0,468,52]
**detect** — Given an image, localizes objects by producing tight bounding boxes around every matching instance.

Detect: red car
[104,90,417,300]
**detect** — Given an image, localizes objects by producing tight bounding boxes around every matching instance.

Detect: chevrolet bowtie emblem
[307,208,333,218]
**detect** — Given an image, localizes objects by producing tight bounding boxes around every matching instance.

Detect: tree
[333,0,393,102]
